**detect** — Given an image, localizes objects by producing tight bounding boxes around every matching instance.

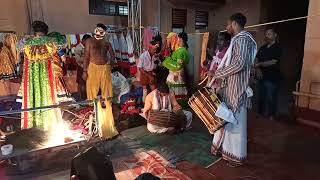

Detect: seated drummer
[143,82,192,133]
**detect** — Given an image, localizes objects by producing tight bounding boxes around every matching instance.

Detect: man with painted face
[83,23,115,101]
[82,23,118,139]
[255,28,282,120]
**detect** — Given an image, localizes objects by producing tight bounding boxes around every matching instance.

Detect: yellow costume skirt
[86,63,118,139]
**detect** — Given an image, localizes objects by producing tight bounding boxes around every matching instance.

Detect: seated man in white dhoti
[142,83,192,134]
[211,13,257,166]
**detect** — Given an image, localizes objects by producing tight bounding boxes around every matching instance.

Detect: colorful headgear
[166,32,178,51]
[48,32,66,46]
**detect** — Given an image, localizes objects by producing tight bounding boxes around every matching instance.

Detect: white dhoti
[211,105,247,164]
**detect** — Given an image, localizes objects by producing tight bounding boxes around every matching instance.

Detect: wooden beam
[297,118,320,129]
[292,91,320,99]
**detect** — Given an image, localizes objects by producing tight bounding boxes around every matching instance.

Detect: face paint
[94,27,106,40]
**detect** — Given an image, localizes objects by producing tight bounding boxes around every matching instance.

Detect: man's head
[148,41,158,56]
[157,83,170,97]
[94,23,107,40]
[217,32,231,51]
[82,34,92,45]
[264,28,277,44]
[226,13,247,36]
[32,21,49,35]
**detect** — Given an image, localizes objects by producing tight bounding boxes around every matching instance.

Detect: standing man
[74,34,91,101]
[137,41,158,102]
[83,23,118,139]
[83,24,115,101]
[211,13,257,166]
[255,28,282,120]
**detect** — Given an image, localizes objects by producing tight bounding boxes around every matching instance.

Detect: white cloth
[137,51,154,72]
[152,90,172,111]
[69,34,77,45]
[112,71,130,103]
[113,34,121,60]
[215,102,237,124]
[218,31,257,70]
[120,33,128,60]
[126,33,135,63]
[212,105,247,163]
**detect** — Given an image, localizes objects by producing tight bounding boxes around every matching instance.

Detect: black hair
[229,13,247,28]
[32,21,49,34]
[178,32,189,49]
[96,23,107,31]
[150,40,157,46]
[82,34,92,41]
[219,32,231,41]
[152,33,163,53]
[157,83,170,94]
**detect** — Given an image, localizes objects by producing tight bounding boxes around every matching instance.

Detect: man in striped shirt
[211,13,257,166]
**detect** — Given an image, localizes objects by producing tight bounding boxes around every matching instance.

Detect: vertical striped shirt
[215,32,256,113]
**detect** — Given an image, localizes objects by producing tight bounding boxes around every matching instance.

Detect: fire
[44,120,85,148]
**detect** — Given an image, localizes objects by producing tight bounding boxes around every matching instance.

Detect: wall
[0,0,29,34]
[208,0,263,46]
[42,0,127,34]
[159,0,263,83]
[299,0,320,111]
[142,0,160,28]
[0,0,128,35]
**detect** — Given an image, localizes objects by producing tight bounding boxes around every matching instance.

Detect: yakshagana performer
[17,21,69,131]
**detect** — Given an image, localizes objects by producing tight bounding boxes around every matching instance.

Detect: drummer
[142,83,192,133]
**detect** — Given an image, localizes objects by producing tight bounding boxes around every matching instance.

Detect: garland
[24,37,56,62]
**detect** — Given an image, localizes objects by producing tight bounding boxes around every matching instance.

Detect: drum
[188,87,226,134]
[148,110,185,128]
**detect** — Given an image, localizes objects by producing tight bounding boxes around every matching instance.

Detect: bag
[135,173,160,180]
[70,146,116,180]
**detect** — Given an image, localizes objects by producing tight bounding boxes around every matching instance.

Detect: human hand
[256,68,263,80]
[82,71,88,81]
[173,105,182,112]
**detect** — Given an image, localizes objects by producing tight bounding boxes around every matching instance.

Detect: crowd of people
[0,11,284,174]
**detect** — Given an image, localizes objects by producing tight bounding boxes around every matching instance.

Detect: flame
[44,120,85,148]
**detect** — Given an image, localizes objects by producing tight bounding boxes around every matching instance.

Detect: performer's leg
[100,64,113,99]
[86,63,100,100]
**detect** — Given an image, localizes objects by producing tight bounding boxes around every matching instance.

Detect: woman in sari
[0,33,19,79]
[162,32,190,107]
